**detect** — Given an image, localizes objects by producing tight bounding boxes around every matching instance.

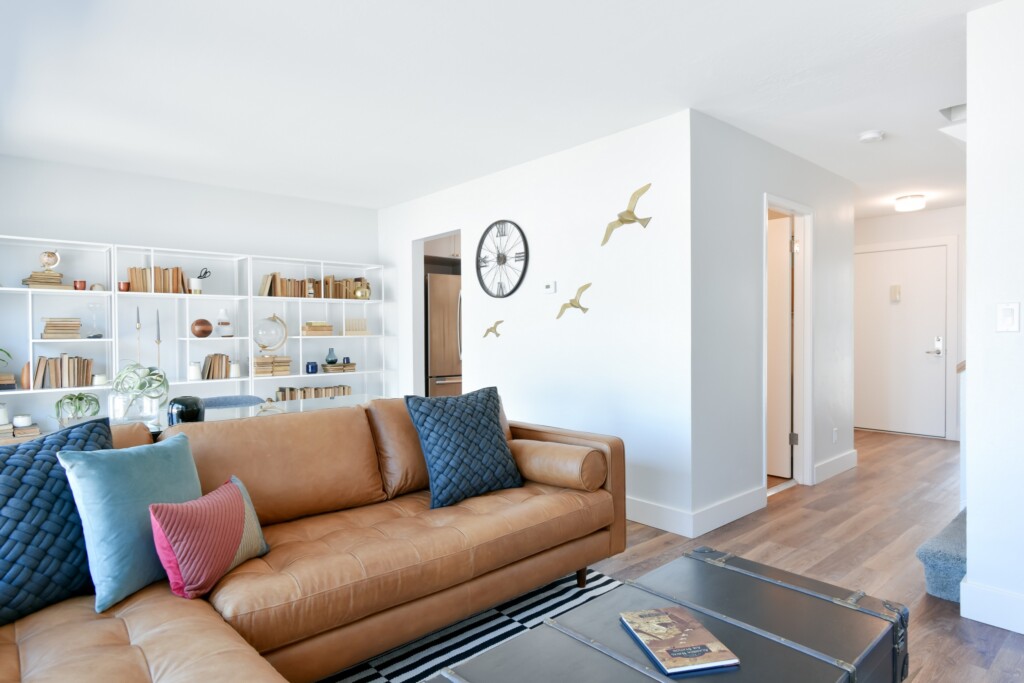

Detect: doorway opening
[423,232,462,397]
[764,196,813,493]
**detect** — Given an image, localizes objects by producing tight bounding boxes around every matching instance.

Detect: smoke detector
[859,130,886,143]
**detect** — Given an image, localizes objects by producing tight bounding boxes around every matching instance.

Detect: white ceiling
[0,0,993,216]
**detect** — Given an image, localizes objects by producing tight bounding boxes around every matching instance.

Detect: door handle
[435,378,461,385]
[925,336,944,356]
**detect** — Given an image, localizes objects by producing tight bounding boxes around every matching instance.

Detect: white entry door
[855,245,947,437]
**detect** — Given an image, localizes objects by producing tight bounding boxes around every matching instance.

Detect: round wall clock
[476,220,529,298]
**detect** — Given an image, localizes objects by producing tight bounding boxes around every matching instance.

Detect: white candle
[156,309,161,342]
[136,306,140,326]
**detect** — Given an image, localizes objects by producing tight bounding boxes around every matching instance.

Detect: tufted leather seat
[210,484,613,652]
[0,583,285,682]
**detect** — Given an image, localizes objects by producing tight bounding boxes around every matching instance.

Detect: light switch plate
[543,281,557,294]
[996,302,1020,332]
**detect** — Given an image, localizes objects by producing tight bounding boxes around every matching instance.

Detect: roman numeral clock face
[476,220,529,298]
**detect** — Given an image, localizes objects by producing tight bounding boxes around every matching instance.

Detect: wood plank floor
[594,429,1023,682]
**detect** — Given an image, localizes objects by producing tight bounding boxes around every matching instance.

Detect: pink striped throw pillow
[149,475,268,599]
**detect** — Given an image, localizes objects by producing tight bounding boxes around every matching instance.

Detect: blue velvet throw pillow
[0,418,113,625]
[405,387,522,509]
[58,433,202,612]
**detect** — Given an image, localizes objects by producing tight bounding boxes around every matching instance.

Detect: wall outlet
[543,281,557,294]
[832,427,839,444]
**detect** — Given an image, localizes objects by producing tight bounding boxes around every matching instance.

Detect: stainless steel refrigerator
[426,273,462,396]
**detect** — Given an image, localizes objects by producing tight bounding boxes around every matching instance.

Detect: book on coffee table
[620,606,739,676]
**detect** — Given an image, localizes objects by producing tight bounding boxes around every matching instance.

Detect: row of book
[21,270,72,290]
[41,317,82,340]
[33,355,96,389]
[126,266,189,294]
[0,423,41,440]
[257,273,372,300]
[272,385,352,402]
[201,354,233,380]
[254,355,292,377]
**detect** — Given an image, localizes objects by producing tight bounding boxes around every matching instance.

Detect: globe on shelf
[40,250,61,271]
[254,314,287,352]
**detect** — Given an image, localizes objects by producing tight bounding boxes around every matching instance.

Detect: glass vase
[108,393,162,428]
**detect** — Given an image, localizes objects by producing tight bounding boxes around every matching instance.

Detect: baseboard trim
[814,448,858,483]
[627,485,766,539]
[961,578,1024,635]
[626,496,694,538]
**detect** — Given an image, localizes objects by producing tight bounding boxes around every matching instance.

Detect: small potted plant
[0,347,10,368]
[109,362,169,427]
[55,392,101,428]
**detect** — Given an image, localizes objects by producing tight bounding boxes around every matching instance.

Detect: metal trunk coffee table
[426,547,909,683]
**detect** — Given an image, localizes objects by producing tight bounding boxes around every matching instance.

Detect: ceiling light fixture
[859,130,886,143]
[895,195,926,212]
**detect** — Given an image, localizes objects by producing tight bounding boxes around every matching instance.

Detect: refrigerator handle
[457,290,462,361]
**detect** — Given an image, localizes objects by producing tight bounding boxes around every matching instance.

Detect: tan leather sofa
[0,399,624,683]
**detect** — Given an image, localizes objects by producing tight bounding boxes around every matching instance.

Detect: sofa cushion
[209,484,614,653]
[0,418,112,625]
[150,476,269,599]
[0,582,286,682]
[58,434,203,612]
[510,439,608,492]
[160,406,387,525]
[406,387,522,508]
[365,398,430,498]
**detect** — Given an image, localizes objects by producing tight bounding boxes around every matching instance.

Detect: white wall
[380,109,856,538]
[961,0,1024,635]
[380,111,696,529]
[688,112,857,527]
[0,155,378,262]
[856,205,966,366]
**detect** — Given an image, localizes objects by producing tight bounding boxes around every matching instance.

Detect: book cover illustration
[620,607,739,675]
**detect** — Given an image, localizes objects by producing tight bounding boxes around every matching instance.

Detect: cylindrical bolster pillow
[510,439,607,492]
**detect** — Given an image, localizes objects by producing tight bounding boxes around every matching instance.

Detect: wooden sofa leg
[576,568,588,588]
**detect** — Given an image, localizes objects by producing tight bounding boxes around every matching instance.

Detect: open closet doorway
[764,196,813,493]
[423,232,462,397]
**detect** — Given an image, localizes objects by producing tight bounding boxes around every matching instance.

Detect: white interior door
[767,217,792,478]
[855,245,947,437]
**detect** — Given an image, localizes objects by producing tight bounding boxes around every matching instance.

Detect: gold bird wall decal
[484,320,504,338]
[601,183,652,246]
[557,283,592,319]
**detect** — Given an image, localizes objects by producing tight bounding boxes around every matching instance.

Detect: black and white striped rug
[322,570,621,683]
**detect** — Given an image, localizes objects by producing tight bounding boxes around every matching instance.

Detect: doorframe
[763,194,814,486]
[414,229,462,397]
[854,236,959,440]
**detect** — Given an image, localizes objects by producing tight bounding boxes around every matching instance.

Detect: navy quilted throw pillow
[0,418,113,624]
[405,387,522,509]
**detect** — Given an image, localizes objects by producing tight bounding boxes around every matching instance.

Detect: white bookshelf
[0,235,388,431]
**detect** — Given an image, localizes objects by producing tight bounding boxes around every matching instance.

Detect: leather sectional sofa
[2,398,625,682]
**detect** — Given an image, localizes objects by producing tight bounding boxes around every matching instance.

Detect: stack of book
[201,354,231,380]
[254,355,292,377]
[0,372,15,391]
[33,354,94,388]
[321,362,356,374]
[41,318,82,339]
[0,422,12,438]
[273,385,352,401]
[301,321,334,336]
[21,271,71,290]
[126,266,188,293]
[13,424,41,438]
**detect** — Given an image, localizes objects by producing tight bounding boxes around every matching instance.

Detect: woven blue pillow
[405,387,522,509]
[0,418,113,625]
